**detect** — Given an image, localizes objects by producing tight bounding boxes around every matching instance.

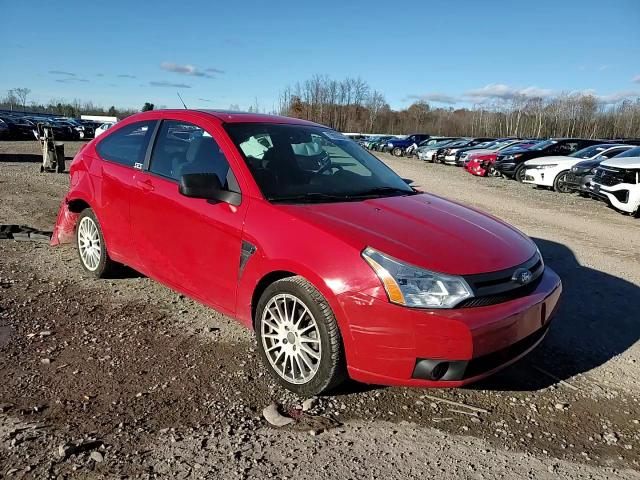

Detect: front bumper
[522,168,554,187]
[495,161,516,175]
[338,267,562,387]
[565,172,591,192]
[589,182,640,214]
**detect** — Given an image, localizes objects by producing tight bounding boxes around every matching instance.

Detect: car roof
[601,156,640,169]
[197,109,324,127]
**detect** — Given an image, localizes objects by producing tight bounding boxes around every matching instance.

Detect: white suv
[590,156,640,215]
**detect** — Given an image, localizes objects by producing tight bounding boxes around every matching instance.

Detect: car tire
[514,164,526,182]
[392,147,403,157]
[255,276,347,396]
[553,171,571,193]
[76,209,117,278]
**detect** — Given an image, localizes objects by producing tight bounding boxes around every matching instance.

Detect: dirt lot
[0,140,639,479]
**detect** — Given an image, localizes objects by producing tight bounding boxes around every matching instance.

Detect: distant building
[81,115,118,123]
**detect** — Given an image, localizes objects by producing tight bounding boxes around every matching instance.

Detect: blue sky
[1,0,639,111]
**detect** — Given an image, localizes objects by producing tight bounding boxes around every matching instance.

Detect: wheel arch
[250,270,298,328]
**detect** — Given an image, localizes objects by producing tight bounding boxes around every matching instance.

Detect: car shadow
[0,153,43,163]
[469,237,640,391]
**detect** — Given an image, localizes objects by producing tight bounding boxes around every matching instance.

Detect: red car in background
[467,141,540,177]
[51,110,561,396]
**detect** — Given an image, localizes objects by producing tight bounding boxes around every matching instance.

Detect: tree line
[0,88,140,119]
[278,75,640,139]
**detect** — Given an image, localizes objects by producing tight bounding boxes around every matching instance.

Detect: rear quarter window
[96,120,156,167]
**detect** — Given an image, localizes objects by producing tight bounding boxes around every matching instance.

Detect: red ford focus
[52,110,562,396]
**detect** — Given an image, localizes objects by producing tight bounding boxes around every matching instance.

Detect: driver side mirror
[179,173,241,206]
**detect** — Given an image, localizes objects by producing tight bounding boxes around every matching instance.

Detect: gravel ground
[0,141,638,479]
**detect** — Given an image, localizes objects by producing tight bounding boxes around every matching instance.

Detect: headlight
[590,167,598,174]
[533,164,558,169]
[388,142,393,147]
[362,247,473,308]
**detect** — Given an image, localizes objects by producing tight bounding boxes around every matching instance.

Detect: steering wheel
[316,163,344,175]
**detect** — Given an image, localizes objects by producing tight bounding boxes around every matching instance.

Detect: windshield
[531,139,557,151]
[569,144,609,159]
[224,123,415,203]
[613,146,640,158]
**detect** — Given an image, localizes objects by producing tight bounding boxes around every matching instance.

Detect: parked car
[417,139,462,162]
[523,144,634,192]
[0,119,9,139]
[589,156,640,216]
[384,134,431,156]
[439,138,494,164]
[456,138,520,167]
[0,115,37,140]
[94,122,116,137]
[26,117,79,140]
[51,109,561,395]
[408,137,458,158]
[524,143,633,193]
[565,145,639,194]
[55,119,87,139]
[494,138,604,182]
[466,141,540,177]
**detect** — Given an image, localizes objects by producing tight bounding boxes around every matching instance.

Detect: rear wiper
[350,186,417,198]
[269,192,355,204]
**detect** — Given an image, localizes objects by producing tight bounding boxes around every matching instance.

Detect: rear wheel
[255,276,346,396]
[514,164,526,182]
[392,147,403,157]
[553,170,571,193]
[76,209,117,278]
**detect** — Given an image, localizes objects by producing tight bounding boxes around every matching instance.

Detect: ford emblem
[512,268,533,285]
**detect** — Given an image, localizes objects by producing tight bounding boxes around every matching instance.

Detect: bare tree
[13,88,31,110]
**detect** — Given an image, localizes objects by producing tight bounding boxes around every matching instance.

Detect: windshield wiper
[269,192,356,204]
[350,186,417,198]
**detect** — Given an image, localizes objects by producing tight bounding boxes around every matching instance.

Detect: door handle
[135,179,154,192]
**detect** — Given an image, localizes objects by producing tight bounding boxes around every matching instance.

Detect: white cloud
[465,83,554,101]
[569,89,639,104]
[160,62,224,78]
[407,93,458,105]
[149,80,191,89]
[632,75,640,83]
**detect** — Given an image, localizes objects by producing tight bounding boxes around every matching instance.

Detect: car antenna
[177,91,188,109]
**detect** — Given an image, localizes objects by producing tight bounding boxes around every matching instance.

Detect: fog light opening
[431,362,449,380]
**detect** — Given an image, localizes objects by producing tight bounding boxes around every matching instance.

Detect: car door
[129,118,246,314]
[93,120,157,264]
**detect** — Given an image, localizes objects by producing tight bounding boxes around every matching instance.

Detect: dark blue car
[383,134,431,156]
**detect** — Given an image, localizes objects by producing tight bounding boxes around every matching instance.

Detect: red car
[466,153,498,176]
[51,110,562,396]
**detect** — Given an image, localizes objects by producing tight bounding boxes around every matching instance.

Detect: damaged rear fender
[50,197,92,246]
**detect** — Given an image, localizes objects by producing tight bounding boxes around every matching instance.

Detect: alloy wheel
[78,216,101,271]
[260,293,322,385]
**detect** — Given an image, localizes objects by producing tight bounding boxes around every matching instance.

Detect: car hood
[467,148,496,157]
[524,155,578,166]
[601,156,640,169]
[279,193,536,275]
[573,158,601,169]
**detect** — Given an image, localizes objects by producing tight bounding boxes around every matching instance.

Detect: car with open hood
[565,145,639,194]
[523,144,632,192]
[51,110,562,395]
[589,156,640,215]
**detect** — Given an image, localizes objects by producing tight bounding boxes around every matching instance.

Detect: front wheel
[392,147,403,157]
[553,171,571,193]
[514,164,526,182]
[255,276,346,396]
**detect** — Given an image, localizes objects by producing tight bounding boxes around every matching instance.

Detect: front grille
[457,253,544,308]
[457,275,543,308]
